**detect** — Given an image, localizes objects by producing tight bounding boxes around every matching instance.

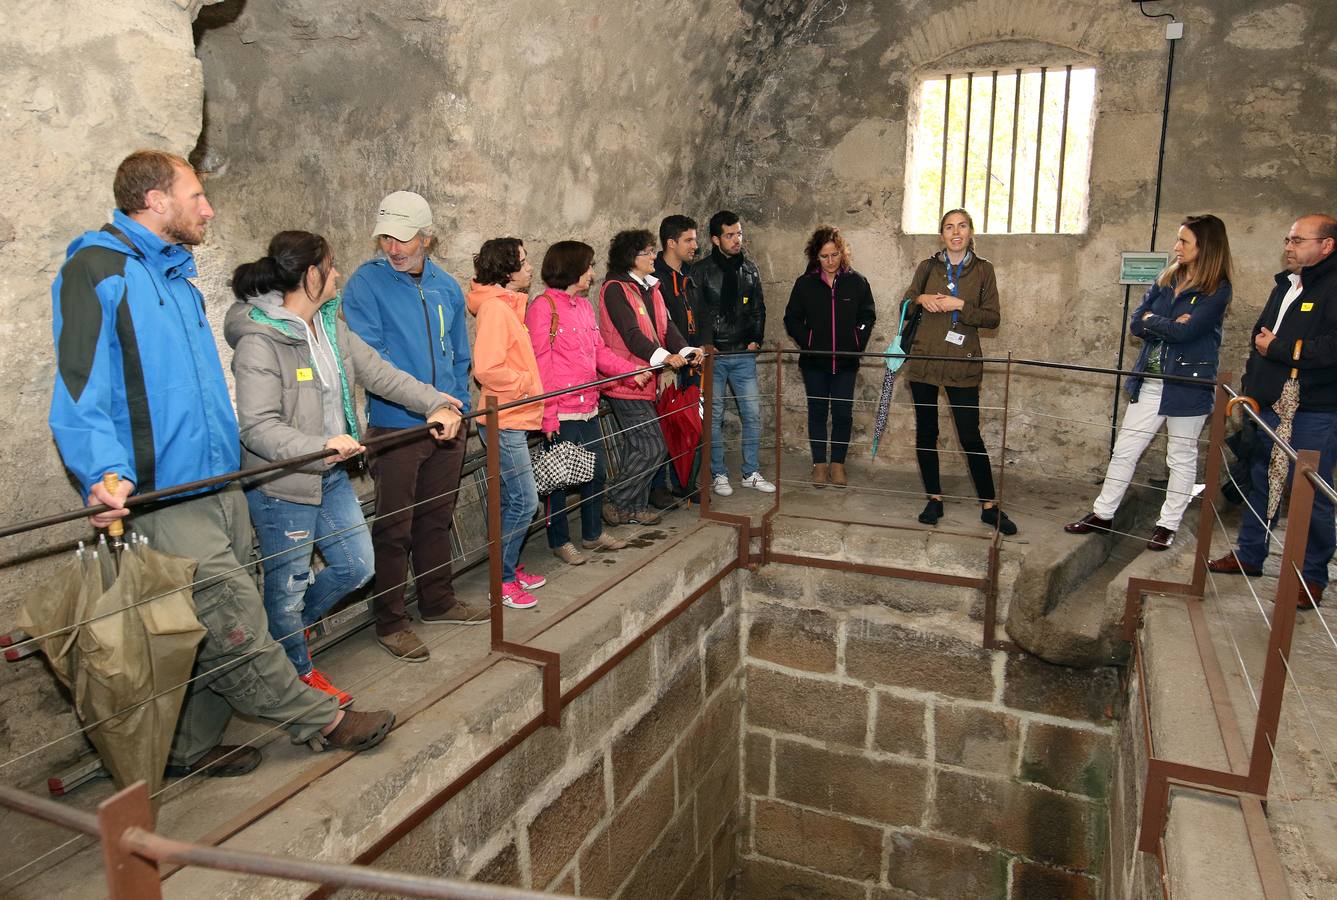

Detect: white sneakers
[741,472,776,493]
[714,472,775,495]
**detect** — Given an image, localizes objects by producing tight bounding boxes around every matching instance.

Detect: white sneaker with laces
[712,474,733,496]
[741,472,776,493]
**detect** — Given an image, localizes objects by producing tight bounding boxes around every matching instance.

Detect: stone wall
[0,0,222,786]
[739,562,1120,899]
[357,577,743,899]
[707,0,1337,476]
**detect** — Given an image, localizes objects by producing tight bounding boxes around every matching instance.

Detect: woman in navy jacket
[783,225,876,488]
[1066,214,1234,550]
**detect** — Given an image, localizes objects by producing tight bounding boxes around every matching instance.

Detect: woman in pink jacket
[527,241,643,565]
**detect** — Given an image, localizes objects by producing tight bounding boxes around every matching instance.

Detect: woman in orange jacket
[467,238,545,610]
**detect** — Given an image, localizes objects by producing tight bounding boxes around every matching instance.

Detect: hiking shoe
[300,669,354,709]
[377,628,429,662]
[499,581,538,609]
[712,474,733,496]
[582,531,629,551]
[981,506,1018,536]
[420,600,488,626]
[741,472,776,493]
[552,542,587,565]
[515,564,546,590]
[314,709,395,753]
[629,508,662,525]
[603,505,632,526]
[165,745,261,778]
[649,487,676,509]
[918,498,944,525]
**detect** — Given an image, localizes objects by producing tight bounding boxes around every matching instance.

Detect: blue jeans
[1236,407,1337,587]
[711,353,762,478]
[246,468,374,676]
[544,418,607,548]
[479,426,539,582]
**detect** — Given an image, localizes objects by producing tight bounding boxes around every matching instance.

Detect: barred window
[903,66,1097,235]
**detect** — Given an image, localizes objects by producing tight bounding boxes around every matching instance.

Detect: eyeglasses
[1283,236,1328,246]
[636,249,655,257]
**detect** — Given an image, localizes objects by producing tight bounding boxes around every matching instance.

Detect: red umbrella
[656,377,703,486]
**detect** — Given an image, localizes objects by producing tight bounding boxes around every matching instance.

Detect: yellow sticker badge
[742,295,750,305]
[1302,302,1314,312]
[296,367,313,382]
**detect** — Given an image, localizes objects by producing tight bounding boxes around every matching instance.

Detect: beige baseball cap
[372,191,432,242]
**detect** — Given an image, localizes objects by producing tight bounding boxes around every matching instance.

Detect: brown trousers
[366,427,467,635]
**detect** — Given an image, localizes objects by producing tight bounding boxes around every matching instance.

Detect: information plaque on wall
[1119,251,1171,285]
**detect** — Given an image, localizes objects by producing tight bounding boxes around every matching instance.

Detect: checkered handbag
[529,438,597,496]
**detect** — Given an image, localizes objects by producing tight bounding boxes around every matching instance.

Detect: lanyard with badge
[944,255,967,347]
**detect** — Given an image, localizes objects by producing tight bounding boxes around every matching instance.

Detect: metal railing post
[1247,448,1319,795]
[1190,374,1232,597]
[98,782,161,900]
[699,352,715,517]
[484,396,504,650]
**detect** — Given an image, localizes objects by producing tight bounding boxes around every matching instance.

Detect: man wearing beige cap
[343,191,480,661]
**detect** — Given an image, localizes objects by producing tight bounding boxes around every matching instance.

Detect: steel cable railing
[1,348,1320,898]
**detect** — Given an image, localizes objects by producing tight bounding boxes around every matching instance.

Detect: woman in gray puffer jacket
[225,231,462,707]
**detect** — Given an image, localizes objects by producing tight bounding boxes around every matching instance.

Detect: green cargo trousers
[132,484,337,766]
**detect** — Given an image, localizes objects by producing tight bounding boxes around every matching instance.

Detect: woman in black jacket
[783,225,876,487]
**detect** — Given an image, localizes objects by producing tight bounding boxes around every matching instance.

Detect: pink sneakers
[515,564,546,591]
[500,581,538,610]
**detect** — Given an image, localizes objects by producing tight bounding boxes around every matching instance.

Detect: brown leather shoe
[420,600,488,625]
[582,531,628,551]
[377,628,429,662]
[1206,553,1263,577]
[314,709,395,753]
[552,542,587,565]
[828,463,847,488]
[165,745,261,778]
[1147,527,1175,551]
[1064,513,1112,534]
[1297,580,1324,609]
[811,463,828,488]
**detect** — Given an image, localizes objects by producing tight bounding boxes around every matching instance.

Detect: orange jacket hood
[467,281,544,430]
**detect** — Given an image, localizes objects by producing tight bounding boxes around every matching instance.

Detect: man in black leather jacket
[689,210,774,496]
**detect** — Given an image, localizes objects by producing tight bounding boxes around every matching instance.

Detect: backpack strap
[546,293,559,345]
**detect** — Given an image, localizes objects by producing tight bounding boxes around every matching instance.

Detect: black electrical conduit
[1112,1,1180,451]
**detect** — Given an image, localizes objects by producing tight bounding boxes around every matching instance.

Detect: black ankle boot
[918,498,944,525]
[981,505,1017,536]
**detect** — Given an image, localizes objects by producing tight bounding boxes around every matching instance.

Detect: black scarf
[712,246,745,318]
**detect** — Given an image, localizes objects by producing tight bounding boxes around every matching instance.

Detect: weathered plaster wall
[189,0,816,311]
[0,0,220,786]
[711,0,1337,479]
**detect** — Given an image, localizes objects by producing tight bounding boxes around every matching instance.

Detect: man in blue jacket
[49,150,395,775]
[342,191,478,662]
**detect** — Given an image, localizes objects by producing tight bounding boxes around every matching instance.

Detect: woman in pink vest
[598,230,702,525]
[527,241,642,565]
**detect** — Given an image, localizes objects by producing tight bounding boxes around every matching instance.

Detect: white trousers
[1091,380,1207,531]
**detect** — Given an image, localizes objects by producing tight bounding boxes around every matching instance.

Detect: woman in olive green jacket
[902,209,1016,535]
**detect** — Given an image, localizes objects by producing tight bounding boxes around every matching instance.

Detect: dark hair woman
[782,224,877,488]
[1066,214,1233,550]
[225,230,463,705]
[526,241,642,565]
[902,209,1017,535]
[597,229,702,523]
[466,237,547,610]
